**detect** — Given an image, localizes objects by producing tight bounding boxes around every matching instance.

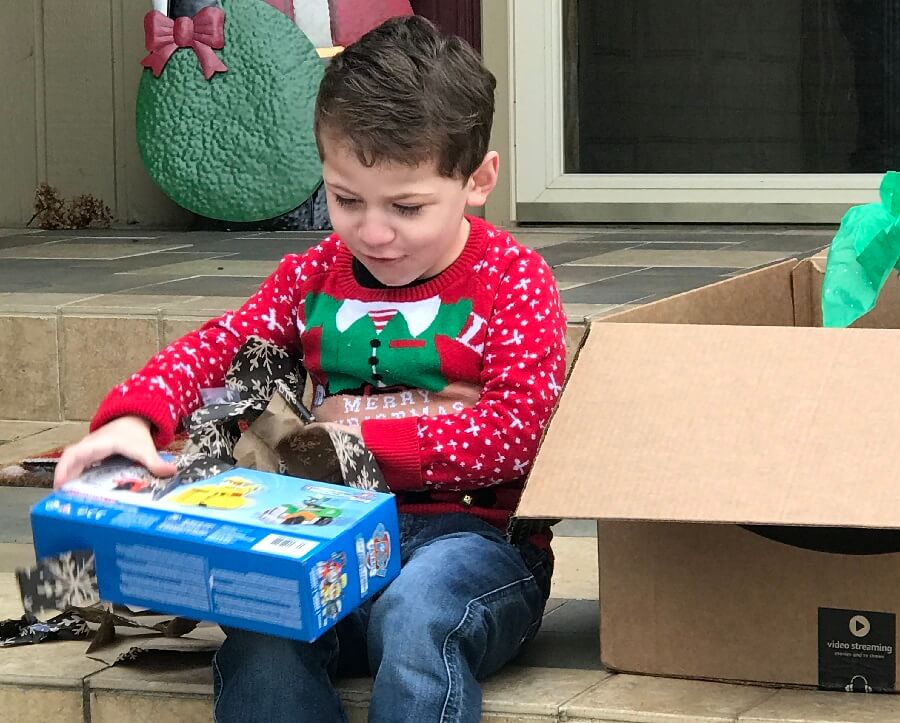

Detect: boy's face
[321,137,497,287]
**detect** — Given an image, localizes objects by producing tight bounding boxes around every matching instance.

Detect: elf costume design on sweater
[92,218,567,537]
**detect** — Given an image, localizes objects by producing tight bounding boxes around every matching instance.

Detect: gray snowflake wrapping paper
[14,335,393,660]
[180,335,387,492]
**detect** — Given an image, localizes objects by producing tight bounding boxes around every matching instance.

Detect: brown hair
[314,15,496,180]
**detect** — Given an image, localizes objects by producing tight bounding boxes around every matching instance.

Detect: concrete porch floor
[0,223,836,321]
[1,474,899,723]
[3,224,896,721]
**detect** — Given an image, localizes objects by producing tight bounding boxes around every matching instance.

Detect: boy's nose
[359,217,395,247]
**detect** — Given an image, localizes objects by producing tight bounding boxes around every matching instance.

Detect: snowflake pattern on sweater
[92,218,567,527]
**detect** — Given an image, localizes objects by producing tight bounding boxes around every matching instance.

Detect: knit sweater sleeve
[91,243,333,446]
[361,248,567,491]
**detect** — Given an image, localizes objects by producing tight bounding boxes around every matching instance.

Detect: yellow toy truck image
[171,477,262,510]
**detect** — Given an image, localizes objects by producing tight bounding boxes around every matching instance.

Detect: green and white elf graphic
[303,293,480,396]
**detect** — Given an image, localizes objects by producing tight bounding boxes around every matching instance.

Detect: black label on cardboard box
[819,608,895,692]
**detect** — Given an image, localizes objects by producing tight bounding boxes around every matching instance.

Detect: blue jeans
[212,513,552,723]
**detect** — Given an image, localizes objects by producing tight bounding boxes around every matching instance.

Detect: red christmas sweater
[92,217,567,538]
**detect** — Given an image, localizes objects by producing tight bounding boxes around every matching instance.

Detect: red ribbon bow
[141,8,228,81]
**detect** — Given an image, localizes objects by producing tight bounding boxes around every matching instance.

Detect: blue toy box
[30,462,400,641]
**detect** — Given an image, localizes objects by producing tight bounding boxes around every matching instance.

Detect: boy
[55,16,566,723]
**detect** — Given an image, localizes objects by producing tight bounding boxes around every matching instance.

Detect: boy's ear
[465,152,500,207]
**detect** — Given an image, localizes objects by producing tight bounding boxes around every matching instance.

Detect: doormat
[0,434,189,489]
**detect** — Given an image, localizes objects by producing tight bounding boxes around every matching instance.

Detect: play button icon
[850,615,871,638]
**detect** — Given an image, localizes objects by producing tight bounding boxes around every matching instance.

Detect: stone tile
[0,488,50,544]
[557,281,587,292]
[739,688,900,722]
[338,667,607,721]
[513,232,597,250]
[549,537,599,601]
[129,277,264,298]
[731,235,832,253]
[89,692,211,723]
[543,598,568,616]
[0,229,44,238]
[514,631,603,671]
[66,294,200,314]
[636,241,738,250]
[571,248,791,268]
[0,545,36,577]
[0,592,106,684]
[152,231,237,243]
[0,420,53,442]
[87,657,213,696]
[0,260,161,295]
[0,315,60,421]
[230,232,325,242]
[537,242,640,268]
[189,237,321,260]
[560,267,735,305]
[0,423,89,466]
[120,259,277,278]
[0,237,59,251]
[0,293,95,312]
[593,304,638,319]
[78,251,235,273]
[553,519,598,537]
[564,304,637,323]
[165,297,249,316]
[0,635,107,687]
[0,242,190,260]
[563,675,777,722]
[162,317,205,346]
[60,315,159,420]
[540,600,599,636]
[553,265,645,286]
[41,235,164,243]
[0,685,84,723]
[482,666,610,717]
[0,573,28,618]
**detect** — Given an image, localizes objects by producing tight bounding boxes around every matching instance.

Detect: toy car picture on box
[31,461,399,641]
[61,458,379,539]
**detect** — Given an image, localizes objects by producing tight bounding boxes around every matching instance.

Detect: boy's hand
[53,416,178,489]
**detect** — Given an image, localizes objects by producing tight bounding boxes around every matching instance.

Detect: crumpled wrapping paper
[173,335,387,493]
[13,336,387,664]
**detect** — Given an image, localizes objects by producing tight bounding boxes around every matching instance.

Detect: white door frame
[512,0,882,223]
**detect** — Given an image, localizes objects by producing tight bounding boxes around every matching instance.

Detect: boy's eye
[393,204,422,217]
[335,195,360,208]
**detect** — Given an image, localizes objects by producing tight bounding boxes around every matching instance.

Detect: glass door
[513,0,891,222]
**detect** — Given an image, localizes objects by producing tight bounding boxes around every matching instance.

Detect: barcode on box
[251,534,317,559]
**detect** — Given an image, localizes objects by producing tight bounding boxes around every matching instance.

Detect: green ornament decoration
[137,0,325,222]
[822,171,900,328]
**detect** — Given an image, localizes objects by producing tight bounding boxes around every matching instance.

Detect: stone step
[0,549,897,720]
[4,640,900,722]
[0,305,588,423]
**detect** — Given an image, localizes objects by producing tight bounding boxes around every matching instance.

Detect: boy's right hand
[53,415,178,489]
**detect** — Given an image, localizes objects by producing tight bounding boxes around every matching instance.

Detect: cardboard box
[518,254,900,692]
[31,463,400,641]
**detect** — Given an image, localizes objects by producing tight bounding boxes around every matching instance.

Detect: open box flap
[518,321,900,528]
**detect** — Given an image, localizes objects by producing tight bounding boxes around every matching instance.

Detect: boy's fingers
[139,453,178,477]
[53,444,97,488]
[53,454,80,488]
[53,433,175,488]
